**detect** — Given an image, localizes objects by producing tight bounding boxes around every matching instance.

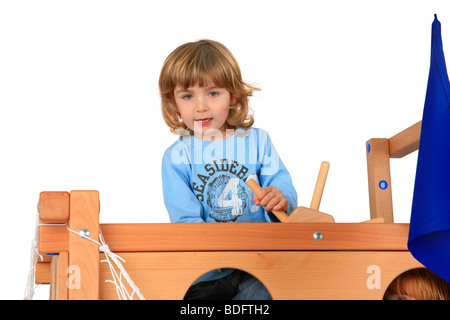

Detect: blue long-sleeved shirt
[161,127,297,282]
[162,127,297,223]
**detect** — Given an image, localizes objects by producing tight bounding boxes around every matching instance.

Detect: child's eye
[183,94,193,100]
[209,92,218,97]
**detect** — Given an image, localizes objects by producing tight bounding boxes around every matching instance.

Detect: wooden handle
[246,178,289,222]
[310,161,330,211]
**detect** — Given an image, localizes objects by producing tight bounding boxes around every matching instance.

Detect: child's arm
[161,149,205,223]
[255,130,298,219]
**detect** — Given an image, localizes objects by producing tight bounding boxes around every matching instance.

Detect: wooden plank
[389,121,421,158]
[68,190,100,300]
[37,222,412,253]
[366,138,394,223]
[39,192,70,223]
[102,223,411,251]
[98,251,423,300]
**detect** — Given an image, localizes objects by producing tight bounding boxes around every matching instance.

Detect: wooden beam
[98,251,422,300]
[389,121,421,158]
[38,222,412,253]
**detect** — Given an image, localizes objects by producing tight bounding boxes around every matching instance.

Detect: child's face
[174,78,236,140]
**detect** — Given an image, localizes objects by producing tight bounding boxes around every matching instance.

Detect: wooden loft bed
[35,121,423,300]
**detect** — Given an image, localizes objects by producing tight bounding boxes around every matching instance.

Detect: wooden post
[366,139,394,223]
[68,191,100,300]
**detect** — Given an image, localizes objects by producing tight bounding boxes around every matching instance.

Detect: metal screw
[79,228,90,239]
[313,231,323,241]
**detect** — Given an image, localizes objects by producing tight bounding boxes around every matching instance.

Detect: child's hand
[253,186,288,213]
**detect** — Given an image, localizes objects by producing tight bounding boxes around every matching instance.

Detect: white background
[1,0,448,299]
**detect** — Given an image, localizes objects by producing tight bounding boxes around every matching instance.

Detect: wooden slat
[38,222,412,253]
[101,223,410,251]
[99,251,422,300]
[389,121,421,158]
[50,255,58,300]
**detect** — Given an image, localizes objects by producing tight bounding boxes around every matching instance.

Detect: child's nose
[195,97,208,112]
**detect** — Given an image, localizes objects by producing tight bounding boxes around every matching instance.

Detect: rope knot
[100,243,110,254]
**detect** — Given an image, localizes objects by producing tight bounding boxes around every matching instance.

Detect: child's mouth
[196,118,213,126]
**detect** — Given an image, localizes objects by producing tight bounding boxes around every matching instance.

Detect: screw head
[314,231,323,241]
[79,228,90,239]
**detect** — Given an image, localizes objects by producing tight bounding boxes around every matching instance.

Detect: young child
[383,268,450,300]
[159,39,297,300]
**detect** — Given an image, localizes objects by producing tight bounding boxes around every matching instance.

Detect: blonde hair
[383,268,450,300]
[159,39,259,134]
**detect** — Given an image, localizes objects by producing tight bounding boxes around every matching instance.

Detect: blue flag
[408,14,450,283]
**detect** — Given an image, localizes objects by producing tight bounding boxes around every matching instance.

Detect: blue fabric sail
[408,14,450,283]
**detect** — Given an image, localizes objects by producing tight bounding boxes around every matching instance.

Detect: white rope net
[67,227,145,300]
[23,204,43,300]
[24,205,145,300]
